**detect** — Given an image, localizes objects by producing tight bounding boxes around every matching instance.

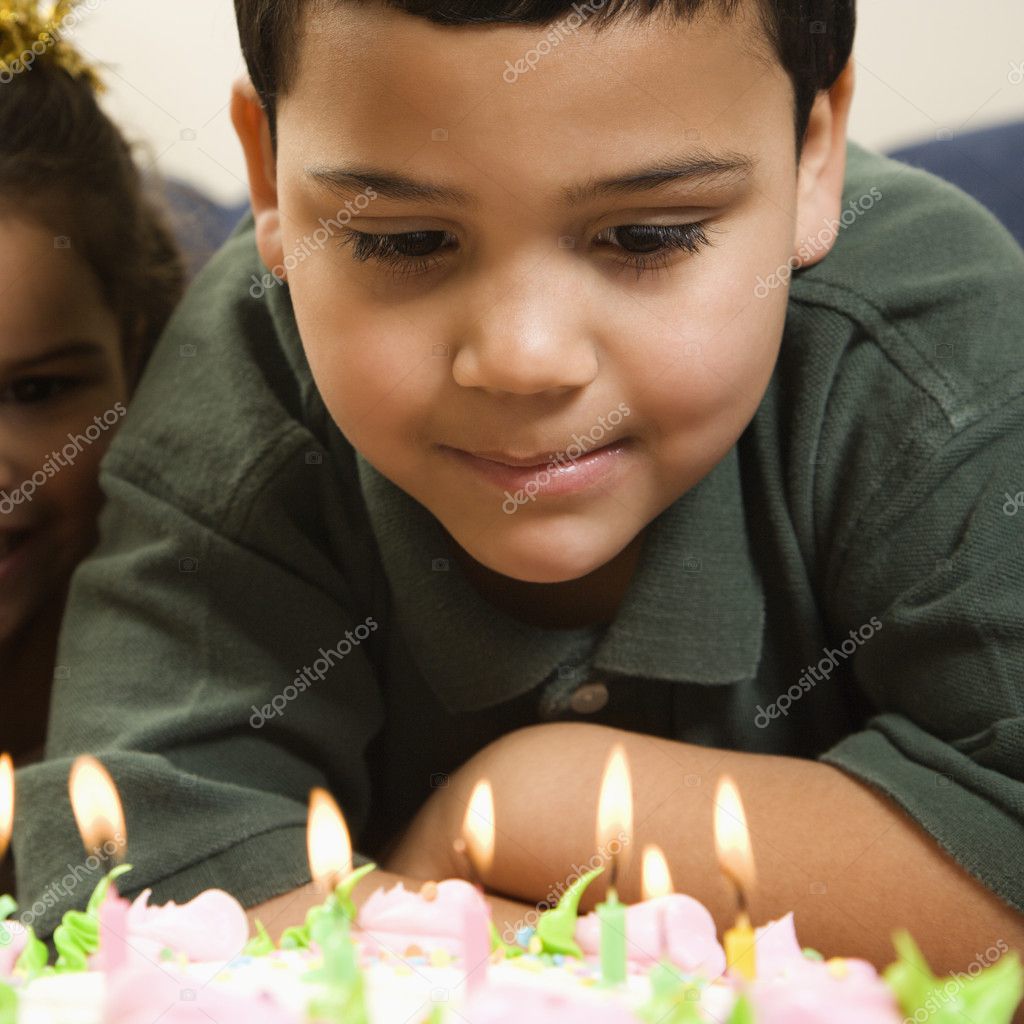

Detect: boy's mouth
[438,439,633,499]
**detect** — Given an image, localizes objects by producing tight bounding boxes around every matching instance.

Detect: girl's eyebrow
[1,340,106,374]
[306,147,756,208]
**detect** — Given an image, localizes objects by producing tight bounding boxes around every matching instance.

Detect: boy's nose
[450,293,600,396]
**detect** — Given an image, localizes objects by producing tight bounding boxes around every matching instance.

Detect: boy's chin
[448,519,634,585]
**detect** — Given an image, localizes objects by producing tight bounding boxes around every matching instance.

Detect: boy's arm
[387,722,1024,974]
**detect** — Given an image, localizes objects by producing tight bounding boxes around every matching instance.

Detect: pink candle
[94,886,132,973]
[461,890,491,994]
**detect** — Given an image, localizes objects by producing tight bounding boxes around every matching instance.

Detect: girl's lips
[440,439,632,498]
[0,529,37,585]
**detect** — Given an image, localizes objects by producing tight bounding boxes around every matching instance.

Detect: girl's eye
[0,376,82,405]
[336,221,714,281]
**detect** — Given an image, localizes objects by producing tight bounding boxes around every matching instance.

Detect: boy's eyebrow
[306,148,757,208]
[2,340,106,373]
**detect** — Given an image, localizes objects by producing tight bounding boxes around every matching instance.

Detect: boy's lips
[439,439,633,498]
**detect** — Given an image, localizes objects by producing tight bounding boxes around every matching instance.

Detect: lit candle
[452,779,495,994]
[307,787,375,923]
[713,775,757,981]
[69,755,127,866]
[0,753,13,866]
[641,844,673,961]
[304,790,369,1021]
[62,756,131,971]
[596,744,632,986]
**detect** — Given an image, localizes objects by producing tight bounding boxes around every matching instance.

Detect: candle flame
[0,753,13,861]
[597,744,633,847]
[307,787,352,891]
[69,755,126,860]
[462,780,495,875]
[713,775,755,896]
[641,844,674,901]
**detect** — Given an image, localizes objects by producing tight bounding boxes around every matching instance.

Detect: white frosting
[12,946,738,1023]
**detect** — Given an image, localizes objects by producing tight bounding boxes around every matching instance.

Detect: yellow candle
[723,910,756,980]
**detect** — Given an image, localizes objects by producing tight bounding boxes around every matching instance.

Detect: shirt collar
[355,443,764,713]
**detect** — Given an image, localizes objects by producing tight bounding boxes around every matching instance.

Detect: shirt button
[570,681,609,715]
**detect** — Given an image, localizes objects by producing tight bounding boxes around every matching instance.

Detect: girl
[0,1,184,777]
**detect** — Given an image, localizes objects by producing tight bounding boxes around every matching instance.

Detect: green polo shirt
[12,140,1024,935]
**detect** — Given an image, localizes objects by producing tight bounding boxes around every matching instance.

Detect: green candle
[597,886,627,985]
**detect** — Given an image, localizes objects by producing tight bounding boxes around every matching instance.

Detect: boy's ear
[230,76,286,278]
[791,59,856,270]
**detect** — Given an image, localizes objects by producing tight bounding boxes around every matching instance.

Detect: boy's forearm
[390,722,1024,975]
[246,869,533,944]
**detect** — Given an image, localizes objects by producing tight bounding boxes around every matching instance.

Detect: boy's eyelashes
[333,221,717,282]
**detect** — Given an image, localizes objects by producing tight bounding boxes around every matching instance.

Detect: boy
[13,0,1024,976]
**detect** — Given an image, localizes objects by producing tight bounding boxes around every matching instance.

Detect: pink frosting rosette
[355,879,488,957]
[576,894,727,977]
[0,920,28,977]
[748,913,902,1023]
[121,888,250,963]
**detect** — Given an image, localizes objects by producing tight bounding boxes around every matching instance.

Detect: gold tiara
[0,0,104,90]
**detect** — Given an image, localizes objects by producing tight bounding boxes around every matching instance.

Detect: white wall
[68,0,1024,206]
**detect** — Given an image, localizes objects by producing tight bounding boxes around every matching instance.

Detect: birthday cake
[2,866,1022,1024]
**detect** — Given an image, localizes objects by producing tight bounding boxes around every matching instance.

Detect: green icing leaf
[488,919,523,958]
[243,918,276,957]
[801,947,824,961]
[281,902,329,951]
[14,927,49,979]
[726,994,755,1024]
[334,863,377,922]
[304,911,369,1024]
[0,981,17,1024]
[54,863,134,973]
[884,931,1023,1024]
[535,865,604,958]
[53,910,97,972]
[0,896,16,949]
[638,960,704,1024]
[424,1005,445,1024]
[85,863,133,916]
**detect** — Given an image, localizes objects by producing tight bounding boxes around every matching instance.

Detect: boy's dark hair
[0,59,185,390]
[235,0,855,157]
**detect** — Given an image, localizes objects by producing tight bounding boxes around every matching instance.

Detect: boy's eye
[0,375,83,405]
[336,221,714,281]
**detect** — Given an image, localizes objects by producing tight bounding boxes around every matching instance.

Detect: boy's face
[241,0,850,584]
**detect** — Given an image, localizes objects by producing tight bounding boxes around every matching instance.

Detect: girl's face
[0,215,128,648]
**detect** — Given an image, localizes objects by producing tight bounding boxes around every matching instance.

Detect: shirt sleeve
[818,389,1024,912]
